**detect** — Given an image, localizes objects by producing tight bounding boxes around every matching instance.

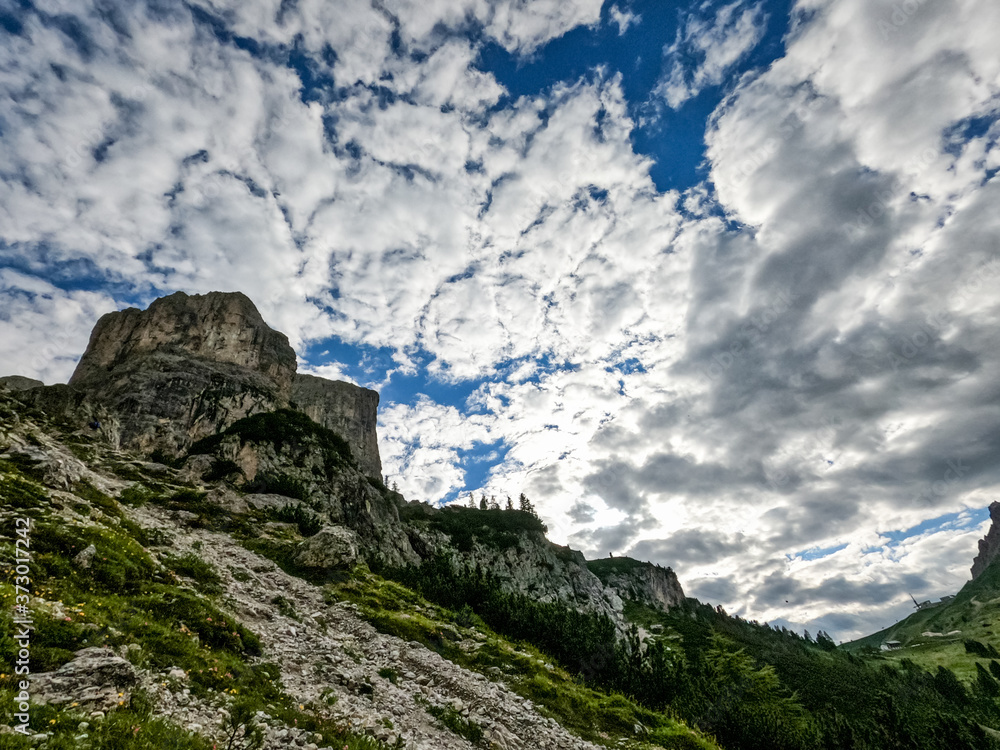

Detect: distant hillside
[844,555,1000,683]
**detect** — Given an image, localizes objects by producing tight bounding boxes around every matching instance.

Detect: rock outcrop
[70,291,296,392]
[63,292,295,457]
[295,525,360,569]
[0,375,43,391]
[32,647,139,713]
[972,501,1000,580]
[292,374,382,477]
[586,558,685,612]
[22,291,382,475]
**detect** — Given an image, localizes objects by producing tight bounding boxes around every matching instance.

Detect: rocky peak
[69,291,296,392]
[291,374,382,477]
[971,501,1000,580]
[24,291,382,474]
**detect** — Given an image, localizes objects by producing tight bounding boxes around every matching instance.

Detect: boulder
[33,647,138,713]
[294,526,360,569]
[73,544,97,569]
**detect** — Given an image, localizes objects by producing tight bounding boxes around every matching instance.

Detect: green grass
[0,469,48,509]
[161,552,224,594]
[844,556,1000,684]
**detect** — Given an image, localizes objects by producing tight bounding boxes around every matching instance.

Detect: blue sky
[2,0,999,641]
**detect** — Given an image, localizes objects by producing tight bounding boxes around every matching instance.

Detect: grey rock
[291,374,382,478]
[73,544,97,569]
[295,526,360,569]
[972,501,1000,580]
[33,647,138,713]
[0,375,44,391]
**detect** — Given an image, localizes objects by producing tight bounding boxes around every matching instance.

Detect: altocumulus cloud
[1,0,999,641]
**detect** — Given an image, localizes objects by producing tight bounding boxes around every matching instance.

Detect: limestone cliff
[972,501,1000,580]
[586,557,685,612]
[30,291,382,475]
[291,374,382,478]
[61,292,295,456]
[70,291,296,392]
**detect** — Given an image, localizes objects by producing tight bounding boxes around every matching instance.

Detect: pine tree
[479,495,488,510]
[976,662,1000,698]
[989,660,1000,683]
[467,493,476,508]
[505,495,514,511]
[519,492,536,516]
[488,495,500,510]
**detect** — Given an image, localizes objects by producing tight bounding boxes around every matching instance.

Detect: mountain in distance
[3,290,1000,750]
[843,503,1000,684]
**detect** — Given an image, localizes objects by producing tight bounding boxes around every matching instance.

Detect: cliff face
[46,291,382,474]
[69,291,296,392]
[586,558,685,612]
[972,501,1000,580]
[291,374,382,478]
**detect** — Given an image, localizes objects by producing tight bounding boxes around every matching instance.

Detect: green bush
[271,503,322,536]
[0,471,48,509]
[400,505,545,552]
[188,409,354,474]
[162,552,224,594]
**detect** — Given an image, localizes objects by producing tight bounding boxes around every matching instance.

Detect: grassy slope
[844,558,1000,682]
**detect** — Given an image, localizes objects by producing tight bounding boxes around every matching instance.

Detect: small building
[881,640,903,651]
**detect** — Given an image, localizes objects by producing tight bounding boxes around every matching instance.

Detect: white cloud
[655,1,767,109]
[608,5,641,35]
[0,271,117,384]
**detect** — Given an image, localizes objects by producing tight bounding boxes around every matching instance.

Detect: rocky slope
[586,558,685,613]
[972,501,1000,580]
[0,389,713,750]
[5,290,683,630]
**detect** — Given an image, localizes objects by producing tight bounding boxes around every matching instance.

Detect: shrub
[271,504,322,536]
[162,552,224,594]
[188,409,354,474]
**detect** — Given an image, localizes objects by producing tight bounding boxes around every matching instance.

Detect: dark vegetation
[399,504,546,553]
[188,409,354,474]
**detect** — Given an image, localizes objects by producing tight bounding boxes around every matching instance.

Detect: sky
[1,0,999,642]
